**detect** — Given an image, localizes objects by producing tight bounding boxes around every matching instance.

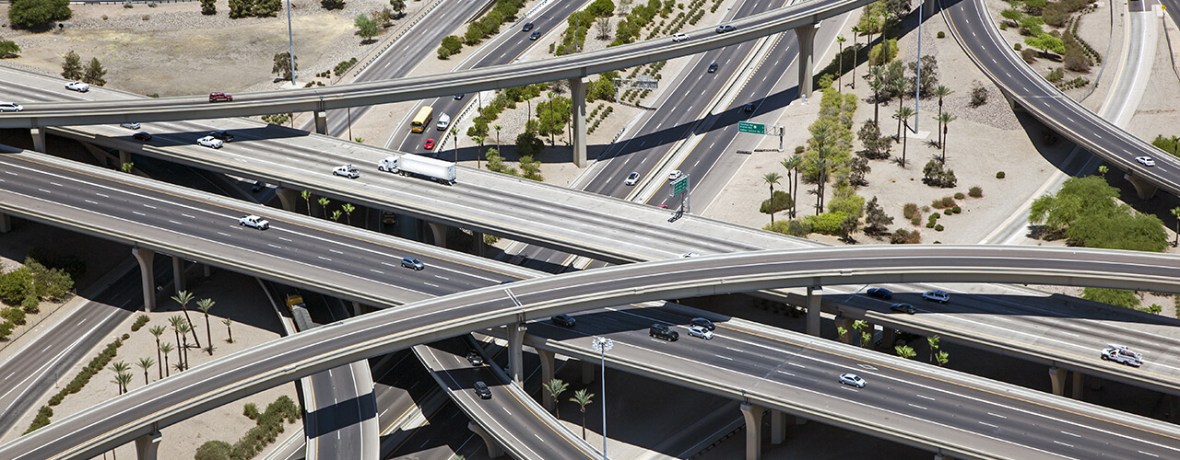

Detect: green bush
[21,295,39,314]
[891,229,922,244]
[0,39,21,58]
[935,224,944,231]
[333,57,357,76]
[131,314,150,332]
[951,206,962,214]
[1,307,27,326]
[969,186,983,197]
[942,196,956,208]
[937,31,945,39]
[996,171,1006,179]
[0,320,12,341]
[8,0,72,30]
[910,217,920,226]
[195,440,234,460]
[953,192,965,200]
[802,212,849,236]
[902,203,919,220]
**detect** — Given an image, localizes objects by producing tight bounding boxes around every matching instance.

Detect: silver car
[687,325,714,340]
[839,373,866,388]
[624,172,640,186]
[197,136,224,149]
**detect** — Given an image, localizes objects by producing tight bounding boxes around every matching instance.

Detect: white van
[0,102,23,112]
[436,113,451,131]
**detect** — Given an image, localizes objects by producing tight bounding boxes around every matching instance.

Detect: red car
[423,138,436,150]
[208,92,234,103]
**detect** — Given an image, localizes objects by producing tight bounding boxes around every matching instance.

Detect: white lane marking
[38,188,51,194]
[168,220,182,226]
[370,269,384,274]
[143,204,156,209]
[434,275,450,281]
[181,213,196,219]
[268,244,282,249]
[95,193,109,198]
[776,370,795,377]
[3,171,15,175]
[725,347,744,353]
[1139,451,1159,457]
[979,421,999,429]
[216,232,231,237]
[423,282,440,288]
[915,394,935,401]
[49,182,63,187]
[132,211,145,216]
[329,249,343,254]
[381,262,398,268]
[1053,441,1073,448]
[715,355,733,361]
[278,237,293,242]
[85,200,98,205]
[1061,431,1081,438]
[318,256,331,261]
[788,362,806,368]
[907,404,927,410]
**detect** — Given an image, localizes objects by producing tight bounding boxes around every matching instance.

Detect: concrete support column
[1071,371,1084,400]
[30,127,46,153]
[134,429,161,460]
[881,327,897,348]
[1123,174,1159,200]
[1048,366,1066,396]
[0,213,11,233]
[313,111,328,135]
[119,150,132,169]
[396,215,421,241]
[806,286,821,336]
[202,264,212,278]
[275,188,298,212]
[582,360,595,385]
[539,349,556,411]
[507,322,526,385]
[132,247,157,312]
[1169,395,1180,423]
[171,256,186,294]
[924,0,936,18]
[426,222,448,248]
[467,421,505,458]
[769,410,787,445]
[569,77,588,167]
[473,232,486,257]
[794,24,818,102]
[836,318,855,344]
[739,402,765,460]
[351,301,362,317]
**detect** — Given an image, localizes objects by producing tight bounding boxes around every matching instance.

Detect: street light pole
[914,1,923,133]
[591,337,613,460]
[285,0,296,86]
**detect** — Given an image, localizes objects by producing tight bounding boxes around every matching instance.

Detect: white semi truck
[377,154,456,185]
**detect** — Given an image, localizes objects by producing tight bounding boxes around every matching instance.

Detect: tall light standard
[913,1,923,133]
[591,337,613,460]
[285,0,296,86]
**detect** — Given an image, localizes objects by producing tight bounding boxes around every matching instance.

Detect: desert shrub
[891,229,922,244]
[1014,43,1022,51]
[951,206,962,214]
[937,31,945,39]
[243,403,260,420]
[954,192,965,200]
[1,307,26,326]
[970,84,988,107]
[996,171,1006,179]
[942,196,956,208]
[131,314,150,332]
[802,212,849,236]
[969,186,983,197]
[1047,67,1064,82]
[935,224,944,231]
[902,203,919,219]
[333,57,357,76]
[1021,48,1038,63]
[910,217,920,226]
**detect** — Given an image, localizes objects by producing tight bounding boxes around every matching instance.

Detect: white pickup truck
[1101,344,1143,367]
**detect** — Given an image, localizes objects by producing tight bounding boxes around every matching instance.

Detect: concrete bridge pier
[1123,174,1158,200]
[396,214,421,241]
[275,188,298,212]
[426,222,448,247]
[739,402,765,460]
[351,301,363,317]
[795,23,818,102]
[507,322,526,384]
[132,247,157,312]
[172,257,186,293]
[1048,366,1066,396]
[119,150,132,170]
[313,111,328,135]
[0,213,11,233]
[1072,371,1084,400]
[582,360,595,385]
[473,231,486,257]
[135,429,161,460]
[467,421,505,458]
[806,286,822,336]
[923,0,936,18]
[30,127,46,153]
[569,77,587,167]
[539,349,556,411]
[769,410,788,445]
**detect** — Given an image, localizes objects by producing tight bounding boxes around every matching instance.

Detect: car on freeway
[522,22,534,32]
[238,215,270,230]
[251,181,266,193]
[333,164,360,179]
[866,287,893,300]
[466,351,484,366]
[671,33,688,42]
[716,24,737,33]
[707,62,719,73]
[1136,156,1156,167]
[120,122,141,130]
[197,136,224,149]
[0,102,23,112]
[473,381,492,399]
[921,290,950,303]
[400,257,425,271]
[551,314,576,327]
[131,132,152,142]
[65,81,90,92]
[668,169,684,182]
[1101,344,1143,367]
[838,373,866,388]
[624,171,641,186]
[208,130,234,142]
[691,317,715,331]
[687,325,714,340]
[529,31,542,41]
[208,92,233,103]
[890,303,917,314]
[681,252,701,258]
[658,204,670,209]
[454,94,465,100]
[649,323,679,341]
[423,137,436,150]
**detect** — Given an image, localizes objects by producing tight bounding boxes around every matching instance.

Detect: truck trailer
[377,154,457,185]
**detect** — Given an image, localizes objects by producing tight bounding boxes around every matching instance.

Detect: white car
[687,325,714,340]
[238,215,270,230]
[197,136,224,149]
[671,33,688,42]
[668,169,684,182]
[66,81,90,92]
[333,164,360,179]
[1101,344,1143,367]
[120,122,141,130]
[1136,156,1156,167]
[0,102,22,112]
[624,171,640,186]
[921,290,950,303]
[681,252,700,258]
[838,372,866,388]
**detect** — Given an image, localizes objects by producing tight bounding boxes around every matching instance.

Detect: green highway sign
[672,176,689,195]
[738,121,765,135]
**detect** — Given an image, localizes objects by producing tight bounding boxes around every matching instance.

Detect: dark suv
[649,323,679,341]
[208,92,234,103]
[552,314,576,328]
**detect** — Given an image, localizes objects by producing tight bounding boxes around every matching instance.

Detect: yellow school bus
[410,106,434,133]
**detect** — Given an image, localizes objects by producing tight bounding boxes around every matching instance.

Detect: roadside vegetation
[437,0,528,59]
[0,253,78,342]
[195,395,301,460]
[999,0,1101,89]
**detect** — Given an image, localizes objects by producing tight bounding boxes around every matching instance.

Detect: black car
[707,62,719,73]
[466,351,484,366]
[473,381,492,399]
[529,31,542,41]
[209,130,234,142]
[690,317,715,331]
[522,22,534,32]
[552,314,576,327]
[866,287,893,300]
[454,94,465,100]
[649,323,679,341]
[131,131,152,142]
[890,303,917,314]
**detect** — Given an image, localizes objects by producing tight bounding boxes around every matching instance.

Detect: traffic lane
[304,294,366,459]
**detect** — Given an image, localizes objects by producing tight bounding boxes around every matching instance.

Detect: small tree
[137,357,155,385]
[170,291,201,349]
[8,0,73,30]
[0,39,21,58]
[544,379,569,418]
[272,52,298,81]
[317,197,331,218]
[222,317,234,343]
[321,0,345,10]
[341,203,356,225]
[438,35,463,59]
[1170,206,1180,247]
[149,325,166,379]
[389,0,405,17]
[895,345,917,360]
[301,190,312,216]
[109,361,131,394]
[355,14,379,43]
[196,298,215,355]
[159,342,174,377]
[82,57,107,86]
[863,196,893,235]
[61,50,83,80]
[200,0,216,15]
[762,172,783,224]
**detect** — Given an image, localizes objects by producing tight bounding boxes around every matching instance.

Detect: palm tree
[341,203,356,226]
[114,372,133,395]
[810,154,831,215]
[170,290,202,349]
[781,155,803,218]
[544,378,569,418]
[836,35,846,90]
[1097,165,1109,176]
[451,127,460,162]
[196,298,215,355]
[149,325,166,379]
[317,197,331,218]
[570,389,594,440]
[762,172,783,224]
[330,210,342,222]
[168,315,184,368]
[472,134,485,169]
[936,112,955,152]
[894,105,915,166]
[494,125,502,149]
[109,361,131,393]
[160,342,174,377]
[933,85,953,145]
[1171,207,1180,247]
[867,66,886,127]
[927,335,941,363]
[177,321,192,370]
[850,26,860,89]
[222,317,234,343]
[300,190,312,216]
[137,357,155,385]
[941,114,955,164]
[866,14,881,47]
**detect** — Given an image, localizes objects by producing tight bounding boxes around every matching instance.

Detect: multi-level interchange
[1,0,1179,459]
